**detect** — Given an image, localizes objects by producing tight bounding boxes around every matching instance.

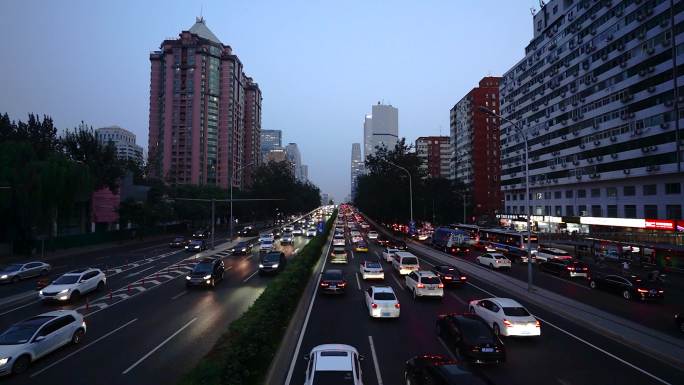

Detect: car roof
[540,247,569,253]
[311,344,357,370]
[371,285,394,293]
[487,297,523,307]
[417,270,438,277]
[18,315,57,328]
[395,251,416,258]
[485,253,505,257]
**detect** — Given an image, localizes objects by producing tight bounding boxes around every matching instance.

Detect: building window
[507,206,511,213]
[591,205,602,217]
[520,206,525,213]
[666,205,682,220]
[554,191,561,199]
[506,194,511,201]
[545,206,551,215]
[624,205,637,218]
[665,183,681,194]
[578,205,587,216]
[555,206,562,216]
[623,186,635,196]
[606,187,617,198]
[643,184,657,196]
[566,205,574,216]
[565,190,573,198]
[512,194,517,201]
[607,205,618,217]
[544,192,552,199]
[577,189,586,198]
[644,205,658,218]
[591,188,600,198]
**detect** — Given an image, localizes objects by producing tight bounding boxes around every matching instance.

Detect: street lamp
[478,106,534,292]
[384,160,413,230]
[230,162,255,239]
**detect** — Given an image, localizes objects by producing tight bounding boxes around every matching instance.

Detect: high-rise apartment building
[416,136,451,179]
[300,165,309,181]
[285,142,303,180]
[260,129,282,160]
[264,148,288,163]
[243,77,262,187]
[350,142,364,197]
[499,0,683,224]
[95,126,144,164]
[363,102,398,158]
[148,17,261,189]
[363,114,373,159]
[451,77,502,218]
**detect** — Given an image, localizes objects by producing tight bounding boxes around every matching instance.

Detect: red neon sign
[645,219,675,230]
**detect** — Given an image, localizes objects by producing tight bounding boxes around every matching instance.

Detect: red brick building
[415,136,451,178]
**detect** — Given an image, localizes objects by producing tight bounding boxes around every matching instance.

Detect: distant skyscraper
[147,17,260,189]
[415,136,451,179]
[350,143,364,197]
[285,143,303,180]
[300,165,308,181]
[95,126,143,164]
[243,77,262,187]
[260,129,282,160]
[321,193,330,205]
[363,102,398,158]
[363,114,373,159]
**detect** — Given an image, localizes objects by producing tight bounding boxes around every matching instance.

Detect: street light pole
[479,106,534,292]
[230,162,255,240]
[386,160,413,226]
[211,199,215,250]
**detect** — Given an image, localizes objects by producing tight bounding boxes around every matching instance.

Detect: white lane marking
[0,299,41,317]
[123,266,156,279]
[122,317,197,375]
[171,291,187,300]
[243,270,259,283]
[243,255,253,261]
[465,281,673,385]
[350,250,355,260]
[285,221,336,385]
[447,291,467,306]
[224,265,233,271]
[294,248,300,254]
[31,318,138,377]
[390,273,404,289]
[368,335,384,385]
[436,336,458,361]
[418,257,435,267]
[355,272,362,290]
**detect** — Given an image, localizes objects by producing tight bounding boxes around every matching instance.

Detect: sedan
[319,269,347,294]
[431,265,467,287]
[169,237,188,248]
[186,257,224,288]
[468,298,540,337]
[359,261,384,280]
[364,286,400,318]
[0,310,86,376]
[404,354,493,385]
[0,262,51,284]
[367,231,379,239]
[589,274,664,301]
[476,253,511,270]
[354,241,369,253]
[436,313,506,364]
[230,241,252,256]
[185,240,207,252]
[259,251,287,275]
[388,240,407,250]
[538,258,589,279]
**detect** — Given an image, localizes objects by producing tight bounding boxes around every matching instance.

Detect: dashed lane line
[171,291,187,300]
[368,335,384,385]
[355,272,362,290]
[243,270,259,283]
[390,273,404,289]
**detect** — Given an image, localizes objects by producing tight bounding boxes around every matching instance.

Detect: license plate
[382,312,390,317]
[428,287,435,290]
[520,330,530,335]
[650,290,656,294]
[481,348,494,353]
[330,285,336,288]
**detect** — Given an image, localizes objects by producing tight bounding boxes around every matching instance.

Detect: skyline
[0,0,539,201]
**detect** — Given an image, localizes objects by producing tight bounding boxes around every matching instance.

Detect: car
[367,231,379,239]
[350,230,361,237]
[354,241,369,253]
[169,236,188,248]
[0,262,51,284]
[282,225,294,233]
[330,245,348,264]
[589,274,664,301]
[388,240,407,250]
[303,344,363,385]
[319,269,347,294]
[468,298,540,337]
[281,231,294,245]
[375,236,389,246]
[405,271,444,299]
[382,247,399,263]
[292,226,303,235]
[237,226,258,237]
[676,312,684,334]
[436,313,506,364]
[538,258,589,278]
[258,233,275,243]
[392,251,420,275]
[259,251,286,275]
[534,247,573,262]
[185,239,207,252]
[192,229,210,239]
[404,354,493,385]
[230,241,252,256]
[39,268,106,302]
[333,233,346,247]
[476,253,511,270]
[351,235,363,243]
[364,286,400,318]
[0,310,86,376]
[360,223,370,230]
[359,260,384,280]
[306,228,317,237]
[259,240,274,252]
[185,257,224,288]
[273,229,282,239]
[431,265,467,286]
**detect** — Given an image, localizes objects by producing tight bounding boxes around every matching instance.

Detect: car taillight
[503,319,513,327]
[444,276,452,280]
[566,266,573,270]
[460,276,467,280]
[395,303,400,309]
[320,282,329,287]
[637,288,648,293]
[417,283,425,288]
[438,283,444,288]
[371,303,378,309]
[339,282,347,287]
[535,320,541,328]
[583,267,588,271]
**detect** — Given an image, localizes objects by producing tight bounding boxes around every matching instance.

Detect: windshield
[401,257,418,265]
[333,247,346,254]
[460,320,494,344]
[0,324,40,345]
[312,371,354,384]
[1,264,22,272]
[263,253,280,262]
[374,292,396,301]
[503,307,530,317]
[421,276,440,284]
[193,263,213,273]
[53,275,80,285]
[323,271,343,280]
[365,262,381,269]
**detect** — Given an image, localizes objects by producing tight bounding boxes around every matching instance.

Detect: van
[392,251,420,275]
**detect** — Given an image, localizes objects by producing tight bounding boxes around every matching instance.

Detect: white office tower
[363,102,399,158]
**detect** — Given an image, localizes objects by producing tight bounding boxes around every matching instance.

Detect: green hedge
[180,210,337,385]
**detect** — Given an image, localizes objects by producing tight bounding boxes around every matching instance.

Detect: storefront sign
[645,219,675,230]
[579,217,646,228]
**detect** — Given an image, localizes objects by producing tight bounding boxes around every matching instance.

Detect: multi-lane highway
[287,215,684,385]
[0,228,314,384]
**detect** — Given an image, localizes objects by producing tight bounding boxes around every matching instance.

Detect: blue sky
[1,0,539,202]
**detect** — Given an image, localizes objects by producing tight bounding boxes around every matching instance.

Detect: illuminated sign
[645,219,675,230]
[579,217,645,228]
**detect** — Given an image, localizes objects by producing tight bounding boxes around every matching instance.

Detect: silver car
[0,262,51,284]
[0,310,86,376]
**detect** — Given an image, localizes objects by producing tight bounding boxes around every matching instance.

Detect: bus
[450,224,482,247]
[478,228,538,262]
[431,227,471,254]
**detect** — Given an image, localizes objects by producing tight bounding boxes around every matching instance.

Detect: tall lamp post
[479,106,534,292]
[230,162,255,239]
[385,160,413,230]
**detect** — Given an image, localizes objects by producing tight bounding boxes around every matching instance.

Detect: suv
[186,257,224,288]
[259,251,286,275]
[39,268,106,302]
[306,228,317,237]
[392,251,420,275]
[330,246,348,264]
[405,271,444,299]
[364,286,400,318]
[303,344,363,385]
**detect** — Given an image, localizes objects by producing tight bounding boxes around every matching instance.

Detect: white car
[534,247,573,262]
[283,225,294,232]
[350,230,361,237]
[468,298,541,337]
[304,344,364,385]
[281,232,294,244]
[259,240,274,252]
[382,247,399,263]
[364,286,400,318]
[332,234,346,247]
[367,231,378,239]
[330,246,348,264]
[0,262,51,284]
[405,271,444,299]
[306,228,317,237]
[0,310,86,376]
[359,261,384,280]
[476,253,511,270]
[351,235,363,243]
[258,233,274,243]
[391,251,420,275]
[39,268,106,302]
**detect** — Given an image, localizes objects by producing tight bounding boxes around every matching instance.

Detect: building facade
[264,148,288,163]
[350,142,364,197]
[451,77,502,218]
[300,164,309,181]
[260,129,282,160]
[363,114,373,159]
[363,102,398,158]
[499,0,683,226]
[285,142,303,180]
[243,77,262,187]
[148,17,260,189]
[95,126,144,164]
[416,136,451,178]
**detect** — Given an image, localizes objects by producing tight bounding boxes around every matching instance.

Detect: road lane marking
[0,299,41,317]
[123,266,156,279]
[465,281,673,385]
[294,248,300,254]
[350,250,355,260]
[355,272,362,290]
[243,270,259,283]
[31,318,138,378]
[224,265,233,271]
[122,317,197,375]
[436,336,458,361]
[390,273,404,289]
[171,291,187,300]
[368,335,384,385]
[447,291,467,306]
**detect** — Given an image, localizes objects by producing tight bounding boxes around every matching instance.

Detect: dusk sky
[1,0,538,202]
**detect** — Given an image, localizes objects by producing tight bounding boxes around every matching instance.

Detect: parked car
[185,240,207,252]
[589,274,664,301]
[431,265,467,287]
[230,241,252,256]
[330,246,348,264]
[404,354,493,385]
[382,247,399,263]
[169,237,188,248]
[39,268,106,302]
[0,262,51,284]
[468,298,540,337]
[185,257,224,288]
[0,310,86,376]
[476,253,511,270]
[392,251,420,275]
[359,260,384,280]
[303,344,363,385]
[405,271,444,299]
[534,247,573,262]
[436,313,506,364]
[354,241,369,253]
[259,251,286,275]
[538,258,589,278]
[364,286,400,318]
[319,269,347,294]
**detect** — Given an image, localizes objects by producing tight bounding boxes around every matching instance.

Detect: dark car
[185,240,207,252]
[538,258,589,279]
[237,226,258,237]
[404,354,493,385]
[436,313,506,364]
[319,269,347,294]
[431,265,467,286]
[376,236,390,246]
[273,229,282,239]
[589,274,664,301]
[192,229,211,239]
[676,312,684,334]
[389,240,407,250]
[259,251,286,275]
[186,257,224,288]
[230,241,252,256]
[169,236,188,248]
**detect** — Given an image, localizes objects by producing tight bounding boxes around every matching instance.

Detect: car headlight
[272,263,279,268]
[241,248,247,251]
[203,275,212,280]
[58,289,69,294]
[0,275,7,279]
[186,276,191,280]
[259,264,264,268]
[0,357,8,366]
[39,290,43,295]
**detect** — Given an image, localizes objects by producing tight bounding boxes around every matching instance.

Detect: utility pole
[211,199,215,250]
[385,160,413,227]
[230,162,254,239]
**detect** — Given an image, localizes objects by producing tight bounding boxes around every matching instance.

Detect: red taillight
[339,282,347,287]
[583,267,588,271]
[395,303,400,309]
[637,288,648,293]
[320,282,329,287]
[503,319,513,327]
[535,320,541,328]
[460,276,467,280]
[444,276,453,280]
[417,283,425,288]
[566,266,573,271]
[438,283,444,288]
[371,303,378,309]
